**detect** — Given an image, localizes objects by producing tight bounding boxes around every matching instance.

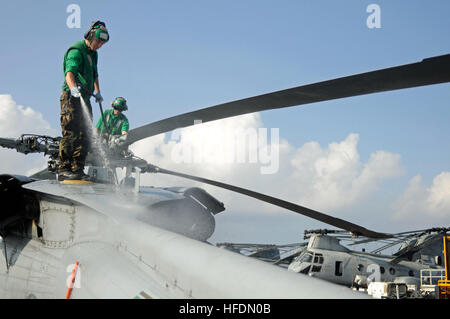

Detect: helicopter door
[288,251,313,274]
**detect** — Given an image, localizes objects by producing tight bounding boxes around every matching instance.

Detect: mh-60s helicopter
[0,54,449,298]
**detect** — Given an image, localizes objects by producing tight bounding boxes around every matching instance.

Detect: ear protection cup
[84,21,108,42]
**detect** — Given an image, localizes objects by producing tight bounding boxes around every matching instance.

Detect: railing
[420,269,445,287]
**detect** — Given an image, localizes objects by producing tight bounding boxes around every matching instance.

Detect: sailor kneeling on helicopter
[94,97,129,143]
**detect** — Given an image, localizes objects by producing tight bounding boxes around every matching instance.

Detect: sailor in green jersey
[58,20,109,181]
[95,97,130,137]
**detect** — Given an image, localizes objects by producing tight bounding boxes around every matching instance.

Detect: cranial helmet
[84,20,109,43]
[111,97,128,111]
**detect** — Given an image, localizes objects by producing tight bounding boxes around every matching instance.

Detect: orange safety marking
[444,236,449,281]
[65,261,79,299]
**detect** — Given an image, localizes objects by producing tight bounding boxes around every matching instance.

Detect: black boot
[58,170,82,181]
[73,169,92,181]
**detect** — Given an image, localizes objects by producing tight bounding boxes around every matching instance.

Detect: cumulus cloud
[130,113,286,210]
[2,94,445,240]
[1,93,446,242]
[289,134,405,212]
[130,115,405,218]
[0,94,56,175]
[0,95,55,136]
[392,172,450,227]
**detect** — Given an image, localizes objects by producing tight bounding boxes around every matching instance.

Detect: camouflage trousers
[58,90,93,173]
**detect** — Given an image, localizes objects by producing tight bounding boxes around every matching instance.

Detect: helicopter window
[389,268,396,275]
[311,265,322,273]
[380,267,385,274]
[313,254,324,264]
[357,264,364,272]
[299,252,313,263]
[300,265,311,275]
[335,261,343,276]
[409,270,414,277]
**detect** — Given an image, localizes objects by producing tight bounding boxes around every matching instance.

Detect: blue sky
[0,1,449,244]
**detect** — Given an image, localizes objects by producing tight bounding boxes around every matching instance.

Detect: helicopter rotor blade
[348,227,450,246]
[0,137,19,150]
[390,229,449,264]
[126,54,450,146]
[147,164,393,239]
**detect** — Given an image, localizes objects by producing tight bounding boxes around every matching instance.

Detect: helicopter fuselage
[288,234,443,287]
[0,175,365,299]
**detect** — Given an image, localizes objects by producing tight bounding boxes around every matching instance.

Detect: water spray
[79,94,112,174]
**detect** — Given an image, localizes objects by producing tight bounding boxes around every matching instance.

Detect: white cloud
[130,113,285,210]
[427,172,450,214]
[0,94,56,175]
[130,116,405,218]
[0,95,55,136]
[288,134,405,212]
[1,93,446,244]
[2,94,445,240]
[393,172,450,227]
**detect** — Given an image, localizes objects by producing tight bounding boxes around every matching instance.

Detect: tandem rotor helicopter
[0,54,449,299]
[218,227,449,292]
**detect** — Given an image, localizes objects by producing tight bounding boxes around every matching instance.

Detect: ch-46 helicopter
[0,54,449,299]
[290,228,449,288]
[219,227,449,290]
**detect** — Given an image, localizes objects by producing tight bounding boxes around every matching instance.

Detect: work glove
[110,134,128,148]
[70,86,81,98]
[93,91,103,103]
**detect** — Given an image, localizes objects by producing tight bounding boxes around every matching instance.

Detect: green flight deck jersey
[62,40,98,95]
[96,109,129,135]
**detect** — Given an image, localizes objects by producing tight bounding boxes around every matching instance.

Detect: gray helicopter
[218,228,449,291]
[288,228,447,288]
[0,54,449,298]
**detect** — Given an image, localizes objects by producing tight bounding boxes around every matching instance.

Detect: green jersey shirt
[62,41,98,95]
[96,109,129,135]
